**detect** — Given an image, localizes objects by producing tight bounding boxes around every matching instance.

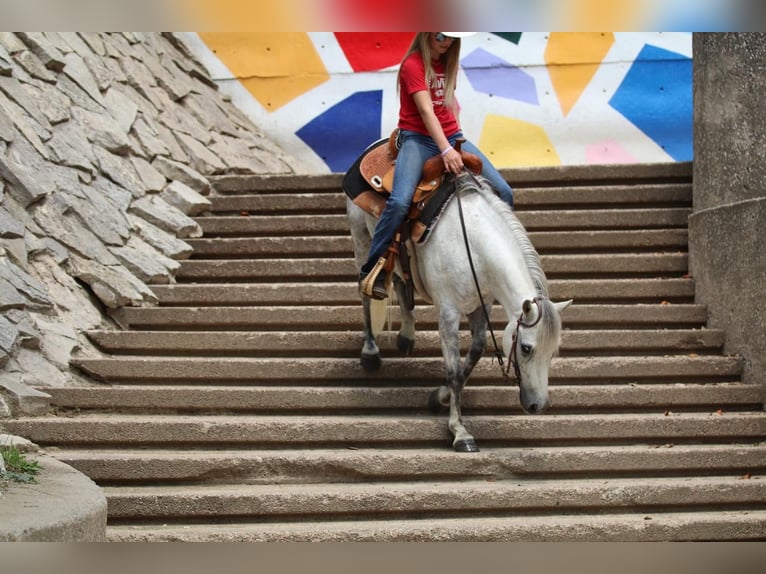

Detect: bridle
[505,297,543,384]
[454,171,543,385]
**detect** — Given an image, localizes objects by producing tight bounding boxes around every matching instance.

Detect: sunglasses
[434,33,458,42]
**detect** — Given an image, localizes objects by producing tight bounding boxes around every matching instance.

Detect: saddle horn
[454,138,483,175]
[422,138,483,182]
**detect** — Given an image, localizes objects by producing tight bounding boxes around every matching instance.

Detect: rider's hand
[442,147,464,174]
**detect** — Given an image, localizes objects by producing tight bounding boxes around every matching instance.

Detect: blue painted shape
[609,44,693,161]
[296,90,383,173]
[654,14,733,32]
[461,48,538,105]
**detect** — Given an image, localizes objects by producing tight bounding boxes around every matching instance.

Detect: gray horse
[346,172,571,452]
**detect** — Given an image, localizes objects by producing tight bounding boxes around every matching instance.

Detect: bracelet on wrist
[441,146,453,157]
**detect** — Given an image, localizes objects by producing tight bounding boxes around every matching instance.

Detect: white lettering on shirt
[430,73,446,107]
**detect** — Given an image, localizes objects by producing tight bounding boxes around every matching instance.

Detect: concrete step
[55,444,766,484]
[101,476,766,522]
[105,509,766,542]
[109,304,708,331]
[44,383,761,413]
[512,183,692,208]
[203,183,692,214]
[198,214,348,237]
[84,328,725,357]
[149,278,696,305]
[498,162,692,186]
[187,236,355,258]
[208,192,347,215]
[206,163,692,195]
[35,162,766,542]
[195,209,691,236]
[525,229,687,252]
[70,355,743,384]
[173,253,689,282]
[209,173,346,194]
[184,229,688,258]
[9,412,764,447]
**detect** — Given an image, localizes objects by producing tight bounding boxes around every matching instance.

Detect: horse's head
[503,297,572,414]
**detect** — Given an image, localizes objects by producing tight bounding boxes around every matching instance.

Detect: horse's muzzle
[522,401,549,415]
[520,389,550,414]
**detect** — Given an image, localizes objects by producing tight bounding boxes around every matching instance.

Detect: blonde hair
[397,32,461,113]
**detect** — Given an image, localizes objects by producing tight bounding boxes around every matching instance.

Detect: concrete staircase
[7,162,766,541]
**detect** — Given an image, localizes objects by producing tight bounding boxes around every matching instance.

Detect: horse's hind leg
[347,197,382,370]
[360,296,381,371]
[393,274,415,356]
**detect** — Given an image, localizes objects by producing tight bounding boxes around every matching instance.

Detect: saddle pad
[411,175,457,244]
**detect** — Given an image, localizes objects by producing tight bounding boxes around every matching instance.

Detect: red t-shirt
[397,51,460,137]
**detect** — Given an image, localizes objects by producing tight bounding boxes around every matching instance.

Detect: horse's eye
[520,343,533,355]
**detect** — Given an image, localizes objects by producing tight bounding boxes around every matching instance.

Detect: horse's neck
[494,269,538,323]
[421,185,542,317]
[481,217,540,320]
[479,194,543,320]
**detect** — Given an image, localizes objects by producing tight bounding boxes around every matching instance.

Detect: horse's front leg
[462,306,489,381]
[437,307,479,453]
[360,296,381,370]
[448,376,478,452]
[393,274,415,355]
[427,306,488,413]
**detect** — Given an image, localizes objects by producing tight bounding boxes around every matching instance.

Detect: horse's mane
[457,173,562,353]
[458,173,549,298]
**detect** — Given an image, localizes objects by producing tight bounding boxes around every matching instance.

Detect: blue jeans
[361,130,514,273]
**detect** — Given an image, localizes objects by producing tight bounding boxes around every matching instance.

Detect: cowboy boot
[359,256,389,300]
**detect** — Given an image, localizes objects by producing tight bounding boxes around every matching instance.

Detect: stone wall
[0,33,299,415]
[689,33,766,395]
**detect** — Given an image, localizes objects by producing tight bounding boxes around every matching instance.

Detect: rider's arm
[412,90,463,173]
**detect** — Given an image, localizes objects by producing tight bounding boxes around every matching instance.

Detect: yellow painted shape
[186,1,310,31]
[563,0,648,30]
[545,32,615,117]
[198,33,329,112]
[479,115,560,168]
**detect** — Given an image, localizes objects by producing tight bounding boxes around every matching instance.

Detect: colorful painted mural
[180,32,692,174]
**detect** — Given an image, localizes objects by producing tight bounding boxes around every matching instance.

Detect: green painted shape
[492,32,522,45]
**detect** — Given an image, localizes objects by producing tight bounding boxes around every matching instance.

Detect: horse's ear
[553,299,573,314]
[523,299,533,314]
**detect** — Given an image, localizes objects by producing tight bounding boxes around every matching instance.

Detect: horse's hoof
[454,439,480,453]
[427,389,446,413]
[360,354,382,371]
[397,334,415,356]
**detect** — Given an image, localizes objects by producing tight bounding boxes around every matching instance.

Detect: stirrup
[359,257,389,300]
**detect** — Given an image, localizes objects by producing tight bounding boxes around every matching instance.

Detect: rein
[454,172,543,385]
[506,297,543,383]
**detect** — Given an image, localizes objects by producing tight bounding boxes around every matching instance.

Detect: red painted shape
[335,32,416,72]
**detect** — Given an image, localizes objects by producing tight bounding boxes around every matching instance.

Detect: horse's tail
[369,297,389,337]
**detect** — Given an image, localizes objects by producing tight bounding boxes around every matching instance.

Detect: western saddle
[343,129,482,304]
